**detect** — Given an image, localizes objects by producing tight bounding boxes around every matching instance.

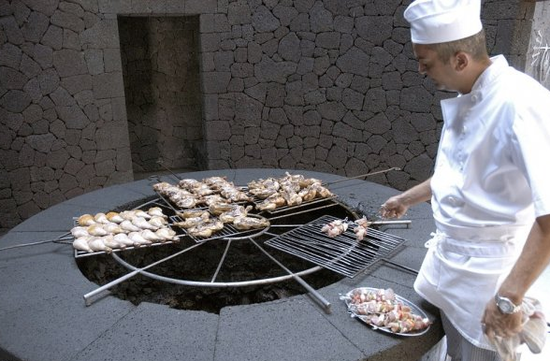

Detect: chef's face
[413,43,459,92]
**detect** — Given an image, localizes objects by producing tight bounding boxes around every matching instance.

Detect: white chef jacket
[414,55,550,349]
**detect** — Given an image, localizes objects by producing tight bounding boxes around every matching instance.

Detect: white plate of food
[340,287,432,336]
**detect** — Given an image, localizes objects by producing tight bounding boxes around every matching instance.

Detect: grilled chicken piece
[177,208,209,219]
[209,202,234,215]
[174,213,210,229]
[219,205,252,223]
[187,220,224,238]
[233,216,270,230]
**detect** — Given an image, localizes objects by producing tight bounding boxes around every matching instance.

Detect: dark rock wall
[0,0,534,233]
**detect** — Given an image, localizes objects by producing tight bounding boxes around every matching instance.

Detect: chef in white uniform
[380,0,550,360]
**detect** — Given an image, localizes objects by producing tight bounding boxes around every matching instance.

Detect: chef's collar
[469,55,508,101]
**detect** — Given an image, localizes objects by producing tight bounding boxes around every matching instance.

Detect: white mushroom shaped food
[102,234,124,250]
[119,210,136,220]
[106,211,124,223]
[88,237,112,253]
[120,220,141,232]
[147,207,166,218]
[128,231,152,246]
[133,209,151,219]
[71,226,89,238]
[113,233,135,248]
[140,229,163,242]
[103,222,124,234]
[148,216,167,229]
[94,212,110,224]
[87,224,108,236]
[132,216,156,230]
[73,236,93,253]
[155,228,177,241]
[77,214,95,226]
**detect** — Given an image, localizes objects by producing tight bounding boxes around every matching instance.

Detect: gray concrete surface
[0,168,448,361]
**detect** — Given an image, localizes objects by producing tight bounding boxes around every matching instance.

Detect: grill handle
[250,239,332,314]
[324,167,400,186]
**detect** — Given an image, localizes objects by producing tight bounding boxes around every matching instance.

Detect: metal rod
[0,232,72,252]
[211,239,232,283]
[83,241,205,306]
[266,202,338,221]
[249,238,332,314]
[379,258,419,275]
[156,159,182,181]
[324,167,400,186]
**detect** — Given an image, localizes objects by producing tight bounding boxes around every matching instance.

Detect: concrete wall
[0,0,536,233]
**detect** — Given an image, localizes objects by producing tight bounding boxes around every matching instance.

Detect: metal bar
[156,159,183,181]
[0,232,72,252]
[211,239,232,283]
[249,238,332,314]
[380,258,419,275]
[266,202,338,221]
[83,241,206,306]
[323,167,400,186]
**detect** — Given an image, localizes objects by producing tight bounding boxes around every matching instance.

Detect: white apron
[414,223,530,349]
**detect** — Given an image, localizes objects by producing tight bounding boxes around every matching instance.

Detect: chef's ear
[454,52,469,71]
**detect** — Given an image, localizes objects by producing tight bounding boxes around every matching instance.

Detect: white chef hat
[404,0,483,44]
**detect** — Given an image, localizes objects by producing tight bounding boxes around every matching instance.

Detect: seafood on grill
[343,288,432,335]
[72,236,94,253]
[232,216,270,230]
[106,211,124,223]
[187,220,224,238]
[321,219,348,237]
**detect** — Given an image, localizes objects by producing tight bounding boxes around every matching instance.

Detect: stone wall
[0,0,535,233]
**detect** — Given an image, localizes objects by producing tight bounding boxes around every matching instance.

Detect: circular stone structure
[0,169,443,361]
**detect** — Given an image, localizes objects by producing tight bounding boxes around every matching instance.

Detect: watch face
[498,299,513,313]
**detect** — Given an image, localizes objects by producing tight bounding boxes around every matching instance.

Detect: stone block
[202,71,231,93]
[51,9,85,33]
[22,11,49,43]
[1,16,24,45]
[309,2,333,33]
[227,1,251,25]
[186,0,217,14]
[98,0,132,13]
[53,49,88,77]
[80,20,120,49]
[0,89,31,112]
[251,5,280,32]
[41,25,63,51]
[61,74,93,95]
[0,67,28,89]
[205,121,231,141]
[92,72,124,99]
[56,105,89,130]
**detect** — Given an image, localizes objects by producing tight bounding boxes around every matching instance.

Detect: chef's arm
[482,214,550,338]
[498,213,550,305]
[380,177,432,219]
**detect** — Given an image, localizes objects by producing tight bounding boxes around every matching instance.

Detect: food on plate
[344,288,432,334]
[321,219,348,237]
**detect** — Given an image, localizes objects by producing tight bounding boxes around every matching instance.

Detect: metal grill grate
[265,215,407,278]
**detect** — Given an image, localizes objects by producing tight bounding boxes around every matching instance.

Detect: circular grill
[75,172,407,313]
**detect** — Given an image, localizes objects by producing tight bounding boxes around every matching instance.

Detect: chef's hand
[379,195,409,219]
[481,298,523,342]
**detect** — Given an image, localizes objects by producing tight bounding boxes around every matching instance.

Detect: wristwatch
[494,294,521,314]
